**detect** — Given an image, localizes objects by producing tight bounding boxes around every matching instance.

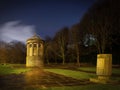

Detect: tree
[53,27,69,64]
[70,23,87,66]
[0,41,26,64]
[44,36,53,64]
[0,41,9,63]
[79,0,120,54]
[8,41,26,63]
[70,24,81,66]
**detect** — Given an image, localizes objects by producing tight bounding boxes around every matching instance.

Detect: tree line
[0,0,119,65]
[44,0,120,65]
[0,41,26,64]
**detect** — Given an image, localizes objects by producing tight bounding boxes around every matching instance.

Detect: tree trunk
[47,59,49,65]
[76,44,80,67]
[62,51,65,65]
[77,52,80,67]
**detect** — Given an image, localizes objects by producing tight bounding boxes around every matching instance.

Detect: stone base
[90,78,109,84]
[90,76,118,84]
[26,56,43,68]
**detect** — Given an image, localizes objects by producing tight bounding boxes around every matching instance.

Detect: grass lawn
[78,67,120,74]
[0,64,31,75]
[78,67,96,72]
[78,67,120,80]
[37,84,120,90]
[0,64,120,90]
[25,84,120,90]
[44,68,120,90]
[45,69,96,79]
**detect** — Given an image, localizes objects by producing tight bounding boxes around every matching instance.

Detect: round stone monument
[26,34,44,67]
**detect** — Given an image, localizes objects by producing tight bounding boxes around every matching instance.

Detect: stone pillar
[90,54,112,84]
[97,54,112,80]
[29,43,33,56]
[32,43,34,56]
[37,43,39,56]
[40,43,43,56]
[38,43,41,56]
[33,43,37,56]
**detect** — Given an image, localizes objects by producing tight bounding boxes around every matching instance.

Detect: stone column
[38,43,41,56]
[31,43,34,56]
[90,54,112,84]
[97,54,112,80]
[37,43,39,56]
[29,43,33,56]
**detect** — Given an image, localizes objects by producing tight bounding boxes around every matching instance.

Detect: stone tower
[26,34,44,67]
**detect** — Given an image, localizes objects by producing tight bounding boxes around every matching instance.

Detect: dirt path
[0,68,93,90]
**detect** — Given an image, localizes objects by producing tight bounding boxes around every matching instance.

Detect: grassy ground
[36,84,120,90]
[0,64,31,75]
[78,67,120,74]
[24,84,120,90]
[44,66,120,90]
[0,64,120,90]
[45,69,96,79]
[78,67,96,72]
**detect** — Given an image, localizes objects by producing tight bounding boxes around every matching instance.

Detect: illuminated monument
[90,54,112,84]
[26,34,44,67]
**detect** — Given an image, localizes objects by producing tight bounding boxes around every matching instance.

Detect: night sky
[0,0,96,43]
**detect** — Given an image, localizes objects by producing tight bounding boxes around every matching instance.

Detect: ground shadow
[0,68,93,90]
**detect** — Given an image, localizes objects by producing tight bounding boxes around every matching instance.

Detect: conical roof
[26,33,43,42]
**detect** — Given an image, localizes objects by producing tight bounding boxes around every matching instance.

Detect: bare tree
[44,36,53,64]
[0,41,26,64]
[70,24,80,66]
[79,0,120,54]
[53,27,69,64]
[70,23,87,66]
[0,41,10,63]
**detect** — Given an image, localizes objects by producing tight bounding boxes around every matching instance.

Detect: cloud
[0,21,36,43]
